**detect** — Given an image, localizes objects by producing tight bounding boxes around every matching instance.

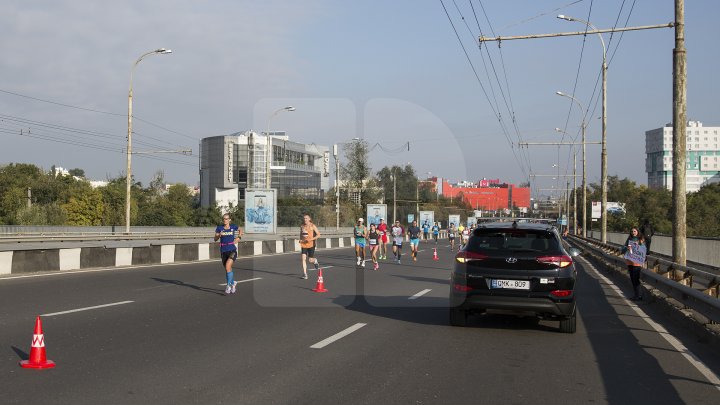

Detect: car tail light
[550,290,573,297]
[537,255,573,268]
[455,251,488,263]
[453,284,473,292]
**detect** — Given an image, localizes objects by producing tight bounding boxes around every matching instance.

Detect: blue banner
[623,241,646,265]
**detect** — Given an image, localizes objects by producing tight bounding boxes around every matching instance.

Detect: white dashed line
[309,265,335,272]
[578,256,720,392]
[219,277,262,286]
[310,323,367,349]
[42,301,134,317]
[409,289,432,300]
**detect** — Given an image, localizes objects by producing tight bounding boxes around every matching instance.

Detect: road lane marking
[42,301,134,317]
[309,265,334,272]
[408,289,432,300]
[219,277,262,286]
[310,323,367,349]
[579,257,720,391]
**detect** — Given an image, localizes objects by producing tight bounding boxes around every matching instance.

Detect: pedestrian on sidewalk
[640,219,654,256]
[622,227,647,301]
[214,213,243,294]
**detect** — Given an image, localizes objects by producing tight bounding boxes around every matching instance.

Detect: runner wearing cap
[376,218,389,260]
[354,218,368,267]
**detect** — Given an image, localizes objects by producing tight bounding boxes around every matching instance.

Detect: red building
[434,178,530,211]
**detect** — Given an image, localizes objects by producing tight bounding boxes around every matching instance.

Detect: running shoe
[397,259,401,265]
[230,281,237,294]
[356,257,361,265]
[301,274,308,279]
[361,260,366,268]
[413,256,417,261]
[225,284,232,294]
[374,263,379,271]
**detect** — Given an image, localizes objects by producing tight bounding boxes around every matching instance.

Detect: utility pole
[672,0,687,265]
[573,152,577,235]
[27,188,31,208]
[334,144,340,230]
[481,21,673,243]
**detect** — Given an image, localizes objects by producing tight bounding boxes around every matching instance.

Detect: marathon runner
[448,223,457,251]
[368,223,381,270]
[354,218,368,268]
[391,220,405,264]
[299,214,321,279]
[408,220,421,261]
[377,218,389,260]
[431,222,440,244]
[214,213,243,294]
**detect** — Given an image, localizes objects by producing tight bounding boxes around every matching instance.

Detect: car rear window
[467,228,559,253]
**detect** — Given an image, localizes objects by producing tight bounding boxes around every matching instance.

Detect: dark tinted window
[467,228,559,253]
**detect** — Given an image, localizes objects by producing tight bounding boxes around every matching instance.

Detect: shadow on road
[11,346,28,361]
[150,277,226,296]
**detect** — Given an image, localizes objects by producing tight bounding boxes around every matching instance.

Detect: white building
[645,121,720,192]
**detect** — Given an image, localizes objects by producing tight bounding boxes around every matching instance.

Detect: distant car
[607,207,626,215]
[449,221,581,333]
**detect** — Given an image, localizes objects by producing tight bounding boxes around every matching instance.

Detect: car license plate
[490,279,530,290]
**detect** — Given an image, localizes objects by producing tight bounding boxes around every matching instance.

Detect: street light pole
[126,48,172,234]
[393,168,397,223]
[558,15,607,242]
[555,91,588,238]
[265,106,295,189]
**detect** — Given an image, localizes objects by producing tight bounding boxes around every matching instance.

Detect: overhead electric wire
[0,87,198,141]
[474,0,534,182]
[440,0,530,185]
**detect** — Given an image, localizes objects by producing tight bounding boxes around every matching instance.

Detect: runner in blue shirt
[214,213,243,294]
[431,222,440,244]
[422,221,430,242]
[407,220,422,261]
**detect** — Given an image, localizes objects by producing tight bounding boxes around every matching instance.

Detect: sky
[1,0,718,200]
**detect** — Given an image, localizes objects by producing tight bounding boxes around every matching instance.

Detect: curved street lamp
[126,48,172,233]
[265,106,295,189]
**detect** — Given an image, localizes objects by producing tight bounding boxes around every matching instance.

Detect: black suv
[449,221,580,333]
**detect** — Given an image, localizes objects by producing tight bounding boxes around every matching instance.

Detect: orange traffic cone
[312,269,328,293]
[19,316,56,369]
[432,248,439,261]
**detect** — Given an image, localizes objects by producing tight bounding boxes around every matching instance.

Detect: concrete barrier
[0,236,354,276]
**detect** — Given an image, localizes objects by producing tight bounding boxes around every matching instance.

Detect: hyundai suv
[449,221,581,333]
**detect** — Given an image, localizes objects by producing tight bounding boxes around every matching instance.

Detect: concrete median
[0,236,354,276]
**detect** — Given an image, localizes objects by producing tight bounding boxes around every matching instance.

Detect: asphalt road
[1,242,719,404]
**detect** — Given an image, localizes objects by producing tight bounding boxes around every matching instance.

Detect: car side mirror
[568,247,582,257]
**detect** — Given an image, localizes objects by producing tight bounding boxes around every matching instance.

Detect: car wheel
[559,312,577,334]
[449,308,468,327]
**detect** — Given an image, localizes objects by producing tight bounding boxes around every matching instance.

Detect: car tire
[559,312,576,334]
[449,308,468,327]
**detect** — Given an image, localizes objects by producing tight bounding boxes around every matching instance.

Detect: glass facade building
[200,131,329,210]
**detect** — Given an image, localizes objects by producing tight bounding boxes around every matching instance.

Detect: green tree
[62,186,104,225]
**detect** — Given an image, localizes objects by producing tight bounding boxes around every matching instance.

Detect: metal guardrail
[569,235,720,325]
[0,227,356,244]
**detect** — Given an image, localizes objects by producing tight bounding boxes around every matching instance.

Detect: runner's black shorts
[221,250,238,266]
[301,247,316,257]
